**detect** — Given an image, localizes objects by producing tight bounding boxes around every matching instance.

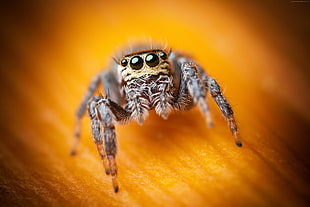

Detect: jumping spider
[72,43,242,193]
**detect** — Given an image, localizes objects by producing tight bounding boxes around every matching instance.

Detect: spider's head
[118,49,171,82]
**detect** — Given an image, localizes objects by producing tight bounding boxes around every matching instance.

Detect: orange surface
[0,1,310,206]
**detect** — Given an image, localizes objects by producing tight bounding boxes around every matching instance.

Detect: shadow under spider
[119,109,224,158]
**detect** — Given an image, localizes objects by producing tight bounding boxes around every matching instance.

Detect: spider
[71,43,242,193]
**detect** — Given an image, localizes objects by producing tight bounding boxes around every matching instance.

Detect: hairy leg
[207,77,242,147]
[88,97,110,175]
[72,69,123,155]
[88,96,131,192]
[180,62,213,127]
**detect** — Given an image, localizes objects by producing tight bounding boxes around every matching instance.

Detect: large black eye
[158,51,167,60]
[120,58,128,67]
[130,56,144,70]
[145,53,159,67]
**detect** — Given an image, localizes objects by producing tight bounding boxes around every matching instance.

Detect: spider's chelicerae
[72,43,242,193]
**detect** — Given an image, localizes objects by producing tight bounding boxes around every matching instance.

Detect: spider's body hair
[113,41,170,63]
[123,74,175,124]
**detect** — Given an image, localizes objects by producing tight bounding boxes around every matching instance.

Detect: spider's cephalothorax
[119,49,175,124]
[72,44,242,193]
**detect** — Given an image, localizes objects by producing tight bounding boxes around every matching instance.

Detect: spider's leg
[207,77,242,147]
[88,96,131,193]
[72,75,101,156]
[87,97,110,175]
[180,62,213,127]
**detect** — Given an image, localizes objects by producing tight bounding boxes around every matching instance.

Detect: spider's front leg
[180,62,213,127]
[207,77,242,147]
[88,96,131,193]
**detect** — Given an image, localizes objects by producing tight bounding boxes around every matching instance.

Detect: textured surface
[0,1,310,206]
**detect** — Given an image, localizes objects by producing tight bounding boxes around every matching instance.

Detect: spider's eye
[130,56,144,70]
[158,51,167,60]
[120,59,128,67]
[145,53,159,67]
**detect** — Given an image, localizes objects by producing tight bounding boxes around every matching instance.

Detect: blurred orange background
[0,0,310,206]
